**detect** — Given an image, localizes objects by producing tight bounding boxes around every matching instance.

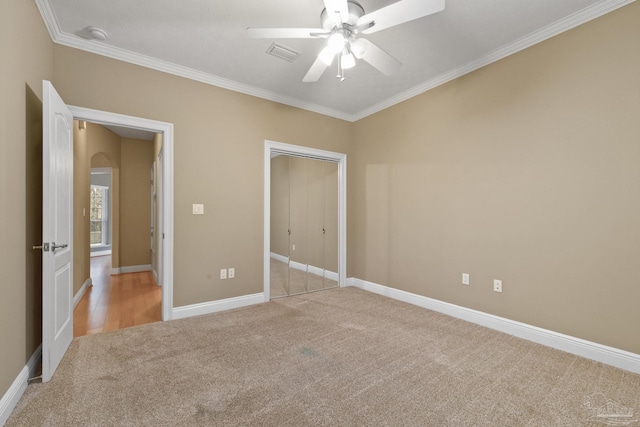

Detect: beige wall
[152,133,163,276]
[0,0,53,401]
[52,44,353,306]
[270,156,339,272]
[2,0,638,407]
[87,126,121,276]
[288,157,308,265]
[324,162,339,273]
[120,137,153,267]
[74,121,123,295]
[270,156,290,257]
[350,2,640,354]
[73,121,89,295]
[74,125,156,292]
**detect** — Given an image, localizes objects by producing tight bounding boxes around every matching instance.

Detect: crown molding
[352,0,635,121]
[36,0,634,123]
[34,0,352,122]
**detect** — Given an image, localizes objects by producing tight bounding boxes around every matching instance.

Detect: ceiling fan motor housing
[321,1,365,30]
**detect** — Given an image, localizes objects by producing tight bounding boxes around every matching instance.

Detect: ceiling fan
[247,0,445,82]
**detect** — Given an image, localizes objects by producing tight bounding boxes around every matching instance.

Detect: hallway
[73,255,162,337]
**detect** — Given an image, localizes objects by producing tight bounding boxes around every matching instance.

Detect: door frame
[156,149,164,287]
[263,140,347,301]
[69,106,174,320]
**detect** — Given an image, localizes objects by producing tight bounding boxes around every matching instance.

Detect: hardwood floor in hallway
[74,255,162,337]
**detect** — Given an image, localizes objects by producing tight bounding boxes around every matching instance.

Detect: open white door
[42,80,74,382]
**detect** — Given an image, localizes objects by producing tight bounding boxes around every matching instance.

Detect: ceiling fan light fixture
[327,32,346,53]
[247,0,445,82]
[319,46,335,66]
[350,38,366,58]
[341,51,356,69]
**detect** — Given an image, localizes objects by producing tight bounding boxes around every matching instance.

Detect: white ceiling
[36,0,631,121]
[102,124,156,141]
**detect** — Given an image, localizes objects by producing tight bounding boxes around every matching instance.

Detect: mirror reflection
[270,154,338,298]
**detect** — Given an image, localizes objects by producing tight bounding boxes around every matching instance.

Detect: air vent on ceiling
[266,43,300,63]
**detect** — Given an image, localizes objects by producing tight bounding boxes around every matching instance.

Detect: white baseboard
[0,367,28,426]
[0,344,42,426]
[270,252,288,264]
[172,293,264,320]
[272,253,338,282]
[306,264,339,282]
[90,250,111,257]
[73,278,92,308]
[347,277,640,375]
[112,264,152,275]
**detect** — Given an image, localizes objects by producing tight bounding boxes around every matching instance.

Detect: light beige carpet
[7,287,640,426]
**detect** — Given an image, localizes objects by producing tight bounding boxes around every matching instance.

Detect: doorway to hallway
[74,255,161,336]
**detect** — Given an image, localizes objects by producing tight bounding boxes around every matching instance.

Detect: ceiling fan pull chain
[337,54,345,81]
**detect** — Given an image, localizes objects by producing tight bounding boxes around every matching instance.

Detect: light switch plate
[192,204,204,215]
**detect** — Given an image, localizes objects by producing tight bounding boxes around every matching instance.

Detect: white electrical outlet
[228,268,235,279]
[220,268,227,280]
[493,279,502,293]
[462,273,470,285]
[192,204,204,215]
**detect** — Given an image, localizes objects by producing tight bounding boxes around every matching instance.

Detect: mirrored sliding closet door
[270,154,338,298]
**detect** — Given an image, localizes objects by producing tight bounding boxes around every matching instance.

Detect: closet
[270,154,338,298]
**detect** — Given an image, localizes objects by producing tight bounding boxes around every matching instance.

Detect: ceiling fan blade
[247,28,324,39]
[358,0,445,34]
[323,0,350,24]
[355,38,402,75]
[303,56,330,82]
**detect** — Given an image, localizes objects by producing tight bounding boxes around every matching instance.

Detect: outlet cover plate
[192,204,204,215]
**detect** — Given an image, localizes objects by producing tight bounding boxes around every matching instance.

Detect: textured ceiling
[36,0,631,121]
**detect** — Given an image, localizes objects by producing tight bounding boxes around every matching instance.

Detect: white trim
[0,344,42,425]
[172,293,264,320]
[264,141,347,302]
[306,265,338,282]
[90,250,111,257]
[91,167,112,174]
[73,278,92,308]
[67,106,174,321]
[33,0,350,122]
[35,0,634,122]
[350,0,635,121]
[112,264,152,275]
[285,259,339,282]
[0,367,28,426]
[347,278,640,374]
[270,252,289,264]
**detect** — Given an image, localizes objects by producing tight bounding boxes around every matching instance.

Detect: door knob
[51,242,68,252]
[32,243,50,251]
